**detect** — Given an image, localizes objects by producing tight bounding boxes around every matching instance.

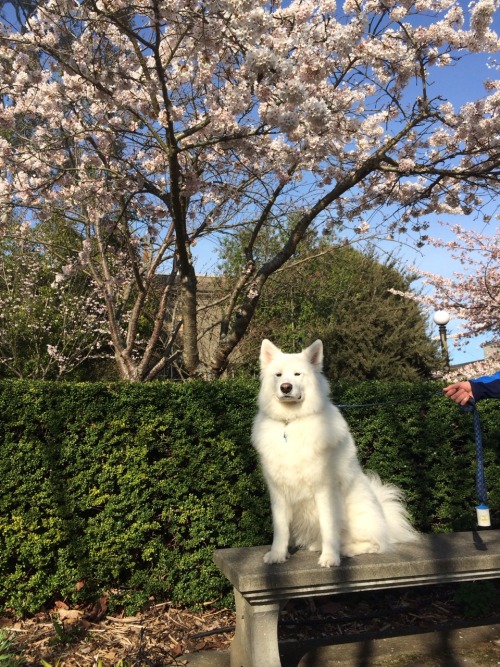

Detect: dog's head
[258,339,327,417]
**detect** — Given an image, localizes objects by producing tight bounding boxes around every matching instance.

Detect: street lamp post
[433,310,451,369]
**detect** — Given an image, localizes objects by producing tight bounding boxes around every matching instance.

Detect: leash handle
[476,504,491,527]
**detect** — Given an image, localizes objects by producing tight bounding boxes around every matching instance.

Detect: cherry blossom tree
[0,0,499,380]
[392,221,500,378]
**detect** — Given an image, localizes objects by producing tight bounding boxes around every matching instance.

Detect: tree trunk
[181,265,201,376]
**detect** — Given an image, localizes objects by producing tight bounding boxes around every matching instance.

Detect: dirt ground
[2,582,500,666]
[2,601,234,666]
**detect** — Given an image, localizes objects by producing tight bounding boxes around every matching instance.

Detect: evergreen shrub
[0,379,498,616]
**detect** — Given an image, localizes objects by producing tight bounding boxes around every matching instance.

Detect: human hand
[443,381,473,406]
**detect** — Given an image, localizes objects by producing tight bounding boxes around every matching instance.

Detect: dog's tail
[367,472,420,545]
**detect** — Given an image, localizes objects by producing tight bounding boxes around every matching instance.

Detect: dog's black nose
[280,383,293,394]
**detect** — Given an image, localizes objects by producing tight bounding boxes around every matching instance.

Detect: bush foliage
[0,379,499,616]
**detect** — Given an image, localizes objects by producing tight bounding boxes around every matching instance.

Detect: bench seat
[213,530,500,667]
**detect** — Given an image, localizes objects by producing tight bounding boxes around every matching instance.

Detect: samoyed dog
[251,339,419,568]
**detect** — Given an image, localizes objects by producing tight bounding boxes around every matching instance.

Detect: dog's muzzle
[279,383,301,401]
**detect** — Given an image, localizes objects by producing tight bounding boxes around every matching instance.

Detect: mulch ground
[2,582,500,666]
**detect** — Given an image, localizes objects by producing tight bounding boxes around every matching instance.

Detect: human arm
[444,371,500,404]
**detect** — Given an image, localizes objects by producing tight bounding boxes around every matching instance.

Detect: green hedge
[0,380,268,615]
[0,379,499,616]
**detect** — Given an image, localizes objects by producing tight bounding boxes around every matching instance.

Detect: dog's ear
[260,339,280,367]
[303,340,323,369]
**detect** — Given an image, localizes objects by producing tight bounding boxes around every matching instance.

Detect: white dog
[251,339,419,568]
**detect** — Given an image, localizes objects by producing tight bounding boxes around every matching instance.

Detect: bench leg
[231,589,284,667]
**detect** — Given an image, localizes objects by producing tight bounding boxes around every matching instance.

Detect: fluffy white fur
[251,339,419,568]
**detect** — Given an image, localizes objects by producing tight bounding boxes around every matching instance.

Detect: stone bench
[213,530,500,667]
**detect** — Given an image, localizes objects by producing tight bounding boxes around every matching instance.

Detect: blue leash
[335,393,442,410]
[460,398,491,526]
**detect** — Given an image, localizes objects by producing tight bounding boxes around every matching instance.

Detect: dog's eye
[294,372,301,376]
[276,373,282,377]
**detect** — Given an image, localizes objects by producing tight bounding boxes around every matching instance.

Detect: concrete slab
[181,650,229,666]
[180,623,500,666]
[214,531,500,605]
[293,623,500,666]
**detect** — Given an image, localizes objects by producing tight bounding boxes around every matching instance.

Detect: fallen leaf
[57,609,83,621]
[171,642,183,657]
[54,601,69,610]
[86,596,108,622]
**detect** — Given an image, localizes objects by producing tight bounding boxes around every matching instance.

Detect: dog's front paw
[263,549,288,564]
[318,551,340,568]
